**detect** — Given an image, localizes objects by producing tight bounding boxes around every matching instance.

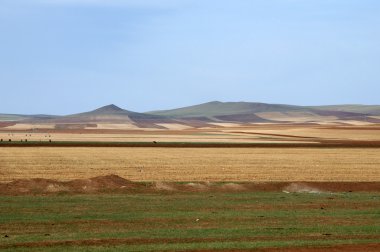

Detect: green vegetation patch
[0,192,379,251]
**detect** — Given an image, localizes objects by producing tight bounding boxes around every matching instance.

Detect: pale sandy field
[3,124,56,130]
[225,127,380,141]
[0,132,264,143]
[156,123,194,130]
[2,124,380,143]
[255,112,338,122]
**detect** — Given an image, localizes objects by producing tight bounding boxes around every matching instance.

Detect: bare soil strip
[1,140,380,148]
[230,131,320,139]
[1,175,379,195]
[196,243,380,252]
[2,235,379,249]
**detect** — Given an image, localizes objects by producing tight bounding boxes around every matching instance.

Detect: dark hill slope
[34,105,176,128]
[148,101,305,118]
[310,105,380,116]
[147,101,380,123]
[0,114,58,122]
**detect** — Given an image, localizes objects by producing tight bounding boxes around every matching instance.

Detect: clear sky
[1,0,379,115]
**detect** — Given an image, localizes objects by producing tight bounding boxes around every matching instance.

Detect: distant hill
[61,104,162,122]
[44,104,175,128]
[148,101,305,118]
[1,102,380,128]
[148,101,380,124]
[310,105,380,116]
[0,114,58,122]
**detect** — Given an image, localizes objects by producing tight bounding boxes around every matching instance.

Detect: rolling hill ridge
[1,102,380,130]
[147,101,380,124]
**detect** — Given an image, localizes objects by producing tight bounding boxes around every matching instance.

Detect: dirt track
[1,140,380,148]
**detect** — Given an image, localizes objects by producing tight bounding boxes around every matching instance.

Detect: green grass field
[1,192,379,251]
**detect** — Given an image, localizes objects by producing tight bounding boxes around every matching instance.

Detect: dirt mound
[153,182,177,191]
[183,182,209,191]
[0,175,142,195]
[67,174,139,192]
[219,183,247,191]
[281,182,380,193]
[0,177,379,195]
[243,182,289,192]
[283,183,325,194]
[1,178,69,194]
[299,182,380,192]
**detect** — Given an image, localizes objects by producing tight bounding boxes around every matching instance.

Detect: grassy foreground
[1,192,379,251]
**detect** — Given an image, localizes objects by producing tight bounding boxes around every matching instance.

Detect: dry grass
[0,147,379,182]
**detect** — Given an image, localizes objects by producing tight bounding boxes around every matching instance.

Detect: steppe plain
[1,103,380,251]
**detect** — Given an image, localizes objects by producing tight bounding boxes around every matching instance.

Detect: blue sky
[1,0,379,115]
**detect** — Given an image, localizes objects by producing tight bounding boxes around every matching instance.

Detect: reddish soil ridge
[0,122,16,128]
[1,236,379,250]
[0,175,379,195]
[195,243,380,252]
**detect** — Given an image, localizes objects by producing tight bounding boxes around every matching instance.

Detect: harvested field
[2,124,380,145]
[0,147,379,182]
[1,125,379,251]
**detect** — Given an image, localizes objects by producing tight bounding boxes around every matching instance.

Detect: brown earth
[55,123,97,129]
[193,243,380,252]
[231,131,320,139]
[0,122,16,128]
[0,175,379,195]
[2,123,380,145]
[1,237,379,250]
[0,175,145,195]
[2,140,380,147]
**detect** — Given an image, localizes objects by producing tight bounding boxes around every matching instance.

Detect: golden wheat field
[0,147,379,182]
